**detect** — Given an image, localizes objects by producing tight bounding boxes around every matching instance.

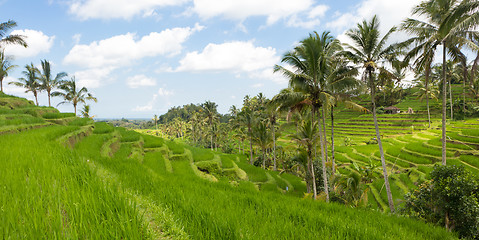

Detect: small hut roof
[384,106,400,110]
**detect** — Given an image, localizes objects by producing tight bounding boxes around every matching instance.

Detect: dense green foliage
[403,165,479,239]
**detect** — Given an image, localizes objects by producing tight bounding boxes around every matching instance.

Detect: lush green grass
[0,126,150,239]
[117,127,141,142]
[42,112,76,119]
[93,122,115,134]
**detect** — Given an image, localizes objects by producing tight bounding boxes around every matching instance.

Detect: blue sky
[1,0,422,118]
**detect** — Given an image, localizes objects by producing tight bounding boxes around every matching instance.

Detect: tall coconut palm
[253,120,273,169]
[53,76,97,115]
[38,59,67,107]
[239,95,256,164]
[274,31,342,202]
[0,20,27,47]
[0,50,16,92]
[201,100,218,150]
[9,63,40,105]
[343,15,404,213]
[404,0,479,165]
[265,101,280,171]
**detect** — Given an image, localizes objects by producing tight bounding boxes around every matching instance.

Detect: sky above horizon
[1,0,423,118]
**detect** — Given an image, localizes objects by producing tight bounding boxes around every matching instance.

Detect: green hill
[0,93,455,239]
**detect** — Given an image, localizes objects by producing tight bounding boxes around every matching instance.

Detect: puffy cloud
[157,87,173,96]
[68,0,188,20]
[133,87,173,111]
[72,67,114,89]
[308,5,329,19]
[63,24,203,88]
[327,0,421,34]
[177,41,279,74]
[3,29,55,58]
[192,0,314,25]
[64,24,203,69]
[126,74,156,88]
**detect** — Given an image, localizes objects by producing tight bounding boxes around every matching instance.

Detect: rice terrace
[1,0,479,239]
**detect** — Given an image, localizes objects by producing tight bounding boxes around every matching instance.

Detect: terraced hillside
[0,93,455,239]
[316,94,479,212]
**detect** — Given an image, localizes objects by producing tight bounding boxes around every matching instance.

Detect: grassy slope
[0,93,455,239]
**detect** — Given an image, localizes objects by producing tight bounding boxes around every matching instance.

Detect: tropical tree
[265,101,280,170]
[274,31,344,202]
[81,105,92,118]
[239,95,256,164]
[252,120,272,169]
[403,0,479,165]
[201,100,218,150]
[153,114,158,130]
[38,59,67,107]
[290,118,319,198]
[0,20,27,47]
[343,15,403,213]
[53,76,97,115]
[0,50,16,92]
[8,63,40,105]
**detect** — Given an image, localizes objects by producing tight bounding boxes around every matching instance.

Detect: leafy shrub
[195,161,221,174]
[402,165,479,239]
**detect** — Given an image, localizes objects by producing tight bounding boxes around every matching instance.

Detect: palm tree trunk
[330,106,336,175]
[463,63,467,118]
[370,69,394,213]
[262,149,266,169]
[310,153,317,199]
[442,43,447,166]
[47,90,51,107]
[249,126,253,164]
[425,65,431,128]
[449,77,453,120]
[272,123,277,171]
[321,106,328,164]
[34,92,39,106]
[74,103,77,115]
[316,108,329,202]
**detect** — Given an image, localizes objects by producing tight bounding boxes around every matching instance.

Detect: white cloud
[68,0,188,20]
[64,24,203,69]
[126,74,156,88]
[157,87,173,96]
[176,41,279,76]
[308,5,329,19]
[286,15,321,29]
[72,33,81,45]
[3,29,55,58]
[73,67,114,89]
[192,0,314,25]
[133,87,173,112]
[64,24,203,88]
[327,0,421,34]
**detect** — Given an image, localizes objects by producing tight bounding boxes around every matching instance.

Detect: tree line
[152,0,479,229]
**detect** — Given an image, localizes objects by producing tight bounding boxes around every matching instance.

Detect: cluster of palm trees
[0,20,97,115]
[157,0,478,214]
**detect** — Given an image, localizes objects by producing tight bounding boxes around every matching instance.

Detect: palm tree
[404,0,479,165]
[274,31,343,202]
[38,59,67,107]
[343,15,403,213]
[265,101,280,171]
[53,76,97,115]
[201,100,218,150]
[253,120,272,169]
[81,105,92,118]
[0,20,28,47]
[0,50,16,92]
[290,118,319,198]
[153,114,158,130]
[239,95,256,164]
[9,63,40,105]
